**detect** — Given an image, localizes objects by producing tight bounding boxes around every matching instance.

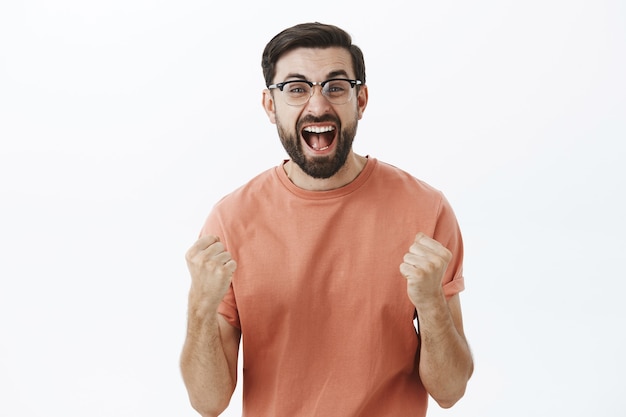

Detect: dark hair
[261,22,366,87]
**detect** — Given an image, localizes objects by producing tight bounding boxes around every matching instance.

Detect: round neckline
[274,156,377,200]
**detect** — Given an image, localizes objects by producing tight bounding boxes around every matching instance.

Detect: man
[181,22,473,417]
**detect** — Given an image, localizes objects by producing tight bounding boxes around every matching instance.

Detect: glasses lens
[279,79,356,105]
[282,81,311,105]
[322,80,353,104]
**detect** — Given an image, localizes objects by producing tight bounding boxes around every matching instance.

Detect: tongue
[307,133,332,150]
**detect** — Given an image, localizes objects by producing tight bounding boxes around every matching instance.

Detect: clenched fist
[399,232,452,307]
[185,235,237,315]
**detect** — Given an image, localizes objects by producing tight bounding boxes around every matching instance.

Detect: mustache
[297,114,340,128]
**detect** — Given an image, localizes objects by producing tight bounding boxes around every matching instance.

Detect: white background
[1,1,625,416]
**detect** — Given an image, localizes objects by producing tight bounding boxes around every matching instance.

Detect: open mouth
[302,125,336,151]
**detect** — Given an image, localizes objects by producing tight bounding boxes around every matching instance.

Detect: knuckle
[203,234,219,243]
[432,260,442,271]
[185,245,197,261]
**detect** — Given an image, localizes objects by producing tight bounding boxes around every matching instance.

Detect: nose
[305,85,331,113]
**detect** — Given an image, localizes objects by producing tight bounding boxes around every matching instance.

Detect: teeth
[303,126,335,134]
[316,145,330,151]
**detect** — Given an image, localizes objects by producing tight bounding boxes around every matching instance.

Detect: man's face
[263,47,368,179]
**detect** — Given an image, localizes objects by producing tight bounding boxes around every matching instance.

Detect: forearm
[180,309,235,417]
[416,295,473,408]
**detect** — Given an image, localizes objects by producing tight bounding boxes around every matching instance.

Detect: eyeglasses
[267,78,363,106]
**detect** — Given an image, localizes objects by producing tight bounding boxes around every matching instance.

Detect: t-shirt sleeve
[433,194,465,298]
[199,210,242,329]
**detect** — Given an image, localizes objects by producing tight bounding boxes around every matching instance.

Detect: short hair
[261,22,366,87]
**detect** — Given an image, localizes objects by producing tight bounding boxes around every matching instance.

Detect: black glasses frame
[267,78,363,91]
[267,78,363,106]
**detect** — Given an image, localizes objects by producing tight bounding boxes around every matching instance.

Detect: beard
[276,113,358,179]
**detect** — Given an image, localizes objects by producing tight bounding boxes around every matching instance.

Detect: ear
[262,89,277,124]
[356,84,368,120]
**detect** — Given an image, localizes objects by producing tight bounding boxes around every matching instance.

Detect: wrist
[414,292,449,322]
[409,286,446,311]
[187,291,221,322]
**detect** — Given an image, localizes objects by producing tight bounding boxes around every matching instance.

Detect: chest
[229,198,432,337]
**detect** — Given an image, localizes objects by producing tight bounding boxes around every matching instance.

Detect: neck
[284,152,368,191]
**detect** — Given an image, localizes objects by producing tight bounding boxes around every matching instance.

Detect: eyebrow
[282,69,351,81]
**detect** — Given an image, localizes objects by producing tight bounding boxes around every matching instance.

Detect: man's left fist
[400,232,452,306]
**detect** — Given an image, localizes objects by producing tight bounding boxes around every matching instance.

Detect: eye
[328,85,345,93]
[284,81,309,95]
[324,80,350,96]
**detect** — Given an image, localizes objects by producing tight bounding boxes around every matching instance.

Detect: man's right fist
[185,235,237,311]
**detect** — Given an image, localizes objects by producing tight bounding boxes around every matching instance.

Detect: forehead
[274,47,354,81]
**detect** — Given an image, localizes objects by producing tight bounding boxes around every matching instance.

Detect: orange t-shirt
[200,157,465,417]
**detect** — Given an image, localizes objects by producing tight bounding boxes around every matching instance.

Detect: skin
[181,236,240,417]
[180,46,473,416]
[400,233,474,408]
[262,47,369,191]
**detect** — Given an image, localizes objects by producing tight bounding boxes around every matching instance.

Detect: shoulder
[199,165,282,238]
[371,159,445,202]
[213,166,280,210]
